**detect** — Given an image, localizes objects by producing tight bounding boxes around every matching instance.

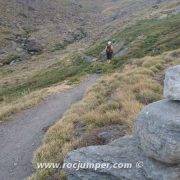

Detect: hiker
[106,41,113,62]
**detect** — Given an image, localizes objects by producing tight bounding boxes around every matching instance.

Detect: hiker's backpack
[106,45,113,53]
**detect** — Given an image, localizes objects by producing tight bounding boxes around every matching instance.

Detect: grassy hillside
[86,14,180,58]
[0,13,180,121]
[29,11,180,179]
[32,49,180,179]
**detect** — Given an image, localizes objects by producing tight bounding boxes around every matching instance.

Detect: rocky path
[0,75,99,180]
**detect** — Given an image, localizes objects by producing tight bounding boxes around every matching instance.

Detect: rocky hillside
[1,0,179,65]
[0,0,101,64]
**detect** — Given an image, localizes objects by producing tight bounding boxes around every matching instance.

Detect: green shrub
[51,43,67,52]
[85,41,105,57]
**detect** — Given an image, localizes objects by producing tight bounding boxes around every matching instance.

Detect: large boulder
[64,136,180,180]
[135,100,180,164]
[164,65,180,100]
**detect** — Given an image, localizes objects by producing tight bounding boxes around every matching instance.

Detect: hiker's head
[108,41,112,45]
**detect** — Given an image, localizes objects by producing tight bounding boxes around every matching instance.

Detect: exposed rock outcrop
[164,65,180,100]
[64,66,180,180]
[135,100,180,164]
[82,55,97,63]
[65,136,180,180]
[24,38,43,55]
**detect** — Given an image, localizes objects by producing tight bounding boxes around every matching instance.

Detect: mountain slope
[0,0,179,120]
[1,0,179,66]
[30,2,180,179]
[0,0,180,180]
[0,0,110,65]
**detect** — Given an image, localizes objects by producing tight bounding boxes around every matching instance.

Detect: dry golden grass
[0,52,87,122]
[0,52,70,87]
[0,82,71,122]
[31,49,179,179]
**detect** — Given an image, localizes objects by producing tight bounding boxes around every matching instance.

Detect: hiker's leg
[106,53,109,60]
[107,52,111,60]
[109,53,112,60]
[107,53,112,63]
[107,53,111,63]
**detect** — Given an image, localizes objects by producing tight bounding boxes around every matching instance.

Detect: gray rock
[24,38,43,54]
[9,60,17,65]
[82,55,97,63]
[64,136,180,180]
[164,65,180,100]
[135,100,180,164]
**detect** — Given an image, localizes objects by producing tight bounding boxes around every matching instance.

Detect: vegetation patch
[2,53,21,65]
[0,82,71,121]
[0,53,124,121]
[0,53,125,107]
[2,14,179,121]
[85,40,106,57]
[51,28,87,52]
[86,14,180,58]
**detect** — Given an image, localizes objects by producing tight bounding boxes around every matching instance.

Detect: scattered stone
[13,163,17,167]
[164,65,180,100]
[10,60,17,65]
[24,38,43,54]
[82,55,97,63]
[152,5,159,9]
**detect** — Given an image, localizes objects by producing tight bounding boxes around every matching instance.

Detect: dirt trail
[0,75,99,180]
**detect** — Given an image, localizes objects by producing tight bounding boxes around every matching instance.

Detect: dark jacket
[106,45,113,54]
